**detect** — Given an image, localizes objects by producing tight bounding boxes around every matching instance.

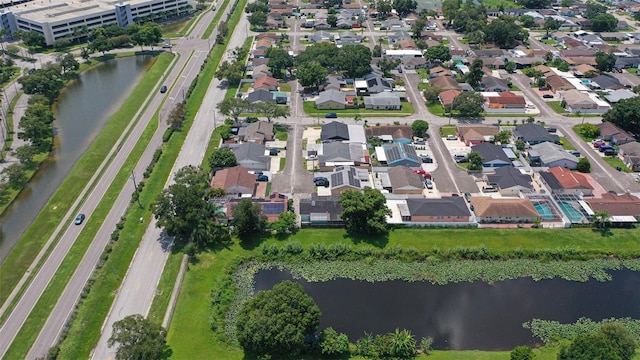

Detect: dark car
[325,113,338,118]
[74,214,86,225]
[269,148,281,156]
[256,174,269,182]
[542,94,554,98]
[314,178,329,187]
[599,145,615,153]
[160,85,168,93]
[464,192,472,202]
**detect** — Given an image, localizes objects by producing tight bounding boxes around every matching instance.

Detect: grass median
[2,53,174,359]
[202,0,231,39]
[0,54,172,309]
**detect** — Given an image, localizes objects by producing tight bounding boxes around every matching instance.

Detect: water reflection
[254,269,640,350]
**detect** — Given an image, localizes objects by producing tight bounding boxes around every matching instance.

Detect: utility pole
[131,170,142,208]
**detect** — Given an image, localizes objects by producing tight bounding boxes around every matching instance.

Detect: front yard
[303,101,414,117]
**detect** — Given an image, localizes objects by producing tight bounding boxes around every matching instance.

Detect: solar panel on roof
[262,203,285,214]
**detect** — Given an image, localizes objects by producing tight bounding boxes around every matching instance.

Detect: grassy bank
[0,53,172,308]
[166,227,640,358]
[2,54,174,359]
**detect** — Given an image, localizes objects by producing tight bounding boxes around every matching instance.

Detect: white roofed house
[528,142,579,169]
[364,93,401,110]
[315,90,347,110]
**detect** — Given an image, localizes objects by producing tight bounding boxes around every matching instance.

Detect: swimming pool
[534,203,557,220]
[581,79,592,85]
[557,201,584,223]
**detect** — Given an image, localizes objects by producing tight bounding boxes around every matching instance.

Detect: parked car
[599,145,615,153]
[256,174,269,182]
[425,179,433,189]
[160,85,167,93]
[314,176,328,182]
[464,192,472,202]
[604,148,618,156]
[269,148,281,156]
[545,127,557,133]
[446,135,458,140]
[482,185,498,192]
[325,113,338,118]
[314,178,329,187]
[421,156,433,163]
[568,150,581,157]
[593,141,605,148]
[306,154,318,160]
[542,94,554,98]
[74,214,86,225]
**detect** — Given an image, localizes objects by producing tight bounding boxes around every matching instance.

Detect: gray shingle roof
[529,142,578,166]
[487,167,533,190]
[471,142,511,164]
[321,121,349,141]
[407,197,471,217]
[514,123,559,144]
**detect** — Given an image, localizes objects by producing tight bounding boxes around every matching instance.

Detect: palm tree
[390,328,417,358]
[593,210,611,230]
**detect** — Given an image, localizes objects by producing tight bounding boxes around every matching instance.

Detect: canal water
[254,268,640,350]
[0,55,154,262]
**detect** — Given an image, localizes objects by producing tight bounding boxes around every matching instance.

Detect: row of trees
[216,97,290,123]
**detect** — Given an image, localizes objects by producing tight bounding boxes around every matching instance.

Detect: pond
[254,268,640,350]
[0,56,154,262]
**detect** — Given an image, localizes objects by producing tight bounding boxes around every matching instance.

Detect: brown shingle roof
[587,193,640,217]
[210,166,256,195]
[470,197,539,218]
[439,89,460,106]
[548,167,593,190]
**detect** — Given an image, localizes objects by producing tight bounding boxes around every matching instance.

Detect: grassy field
[303,101,414,117]
[559,137,576,150]
[0,54,171,309]
[602,155,633,173]
[202,0,231,39]
[547,101,566,115]
[573,124,598,143]
[166,227,640,359]
[439,125,457,136]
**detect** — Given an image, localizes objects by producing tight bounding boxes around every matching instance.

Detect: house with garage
[321,121,350,142]
[456,125,500,145]
[438,89,460,110]
[514,123,560,145]
[364,92,402,110]
[299,194,344,226]
[483,92,527,113]
[429,76,460,90]
[329,165,369,195]
[539,166,594,196]
[227,142,271,171]
[586,192,640,221]
[377,143,422,167]
[560,89,604,113]
[480,76,509,92]
[597,122,636,145]
[471,142,512,167]
[429,65,453,77]
[486,167,534,196]
[589,75,623,91]
[318,142,369,170]
[528,142,579,169]
[365,125,413,144]
[619,142,640,171]
[247,89,276,104]
[315,90,347,110]
[375,166,425,195]
[355,73,394,96]
[239,121,274,143]
[226,193,289,222]
[401,197,473,224]
[210,166,257,197]
[604,89,637,104]
[253,76,279,91]
[470,197,539,224]
[546,75,575,93]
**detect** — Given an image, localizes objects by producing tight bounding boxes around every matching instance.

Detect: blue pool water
[581,79,592,85]
[558,201,584,223]
[534,203,556,220]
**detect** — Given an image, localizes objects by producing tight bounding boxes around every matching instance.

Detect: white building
[382,49,423,58]
[0,0,194,45]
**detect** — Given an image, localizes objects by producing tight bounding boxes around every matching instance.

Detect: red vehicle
[593,141,605,148]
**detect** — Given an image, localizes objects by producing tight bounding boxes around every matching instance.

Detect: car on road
[160,85,167,93]
[325,113,338,118]
[256,174,269,182]
[74,214,86,225]
[464,192,472,202]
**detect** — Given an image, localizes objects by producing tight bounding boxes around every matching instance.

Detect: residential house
[586,192,640,220]
[315,90,347,110]
[365,125,413,144]
[561,89,599,113]
[226,193,288,222]
[239,121,274,143]
[228,142,270,171]
[429,76,460,90]
[456,125,500,145]
[378,143,422,167]
[539,166,594,196]
[597,122,630,142]
[560,48,598,57]
[210,166,256,197]
[321,121,349,141]
[319,142,369,170]
[546,75,575,93]
[388,31,412,43]
[599,32,626,41]
[299,194,344,226]
[249,63,272,79]
[429,65,454,77]
[615,57,640,69]
[329,166,368,195]
[511,56,546,69]
[310,30,332,43]
[420,31,443,41]
[380,166,425,194]
[619,142,640,171]
[337,31,362,44]
[483,92,526,113]
[528,142,579,169]
[572,64,597,77]
[247,89,276,104]
[486,167,534,196]
[401,57,428,70]
[611,72,640,88]
[439,89,460,109]
[565,57,597,66]
[589,75,623,90]
[533,64,555,77]
[514,123,560,145]
[604,89,637,104]
[403,197,473,223]
[355,73,394,96]
[471,142,512,167]
[397,39,417,50]
[481,58,506,69]
[254,38,274,50]
[480,76,509,92]
[471,49,507,58]
[364,92,402,110]
[253,76,279,91]
[471,197,539,223]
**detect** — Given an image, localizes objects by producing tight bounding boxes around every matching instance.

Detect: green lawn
[303,101,414,117]
[426,102,447,117]
[279,83,291,92]
[166,227,640,359]
[559,137,576,150]
[480,0,519,8]
[439,125,457,137]
[279,157,286,172]
[416,68,430,79]
[625,68,639,74]
[602,155,633,173]
[572,124,598,143]
[547,101,566,115]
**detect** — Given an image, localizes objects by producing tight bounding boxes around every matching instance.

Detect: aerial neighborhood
[2,0,640,357]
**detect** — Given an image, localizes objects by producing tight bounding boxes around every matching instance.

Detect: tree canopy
[577,157,591,173]
[232,198,267,240]
[339,187,391,235]
[484,16,528,49]
[516,0,550,8]
[236,281,321,357]
[393,0,417,16]
[424,45,451,63]
[208,148,237,170]
[596,51,616,72]
[452,91,484,117]
[152,166,229,246]
[559,322,637,360]
[468,150,484,170]
[296,61,328,88]
[107,314,169,360]
[466,59,484,88]
[602,97,640,134]
[411,120,429,138]
[591,13,618,32]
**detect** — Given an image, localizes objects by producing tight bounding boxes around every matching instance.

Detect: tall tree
[543,17,563,36]
[559,322,636,360]
[424,44,451,63]
[602,96,640,134]
[108,314,169,360]
[591,13,618,32]
[510,345,534,360]
[236,281,321,357]
[411,119,429,137]
[577,157,591,173]
[215,60,245,86]
[596,51,616,72]
[217,97,251,121]
[468,150,484,170]
[233,198,267,240]
[18,68,65,102]
[393,0,417,16]
[338,45,372,78]
[266,47,293,79]
[152,165,227,246]
[1,164,27,189]
[585,2,607,19]
[452,91,484,117]
[132,22,163,51]
[208,147,237,170]
[296,61,328,88]
[295,42,340,70]
[339,187,391,235]
[516,0,551,8]
[466,59,484,88]
[592,209,611,230]
[484,15,528,49]
[255,102,290,123]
